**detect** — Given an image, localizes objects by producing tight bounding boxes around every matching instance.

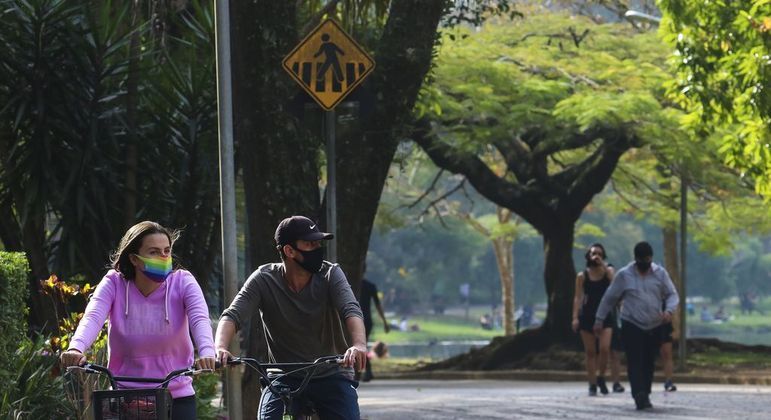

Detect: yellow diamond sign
[283,19,375,111]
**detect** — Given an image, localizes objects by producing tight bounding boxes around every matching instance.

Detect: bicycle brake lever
[66,365,99,374]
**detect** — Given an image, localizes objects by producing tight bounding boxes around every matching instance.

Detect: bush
[0,336,75,419]
[0,252,29,392]
[193,372,221,420]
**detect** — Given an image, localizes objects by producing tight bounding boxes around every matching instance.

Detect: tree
[412,12,680,344]
[0,0,223,330]
[228,1,453,415]
[659,0,771,196]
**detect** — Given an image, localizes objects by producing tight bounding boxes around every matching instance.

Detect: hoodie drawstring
[124,277,170,323]
[125,279,129,317]
[164,281,169,323]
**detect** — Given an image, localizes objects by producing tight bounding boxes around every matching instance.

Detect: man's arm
[214,316,237,367]
[344,316,367,371]
[376,302,390,333]
[661,268,680,318]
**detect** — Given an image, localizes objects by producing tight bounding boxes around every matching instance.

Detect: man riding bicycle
[215,215,366,419]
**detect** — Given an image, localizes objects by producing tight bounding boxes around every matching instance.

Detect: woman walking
[572,243,615,396]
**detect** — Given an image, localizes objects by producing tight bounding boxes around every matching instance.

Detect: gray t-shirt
[221,261,363,376]
[595,261,679,331]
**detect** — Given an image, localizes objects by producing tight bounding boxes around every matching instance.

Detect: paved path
[358,379,771,419]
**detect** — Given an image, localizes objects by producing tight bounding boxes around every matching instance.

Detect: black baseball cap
[275,216,333,246]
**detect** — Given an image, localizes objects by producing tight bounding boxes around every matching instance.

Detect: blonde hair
[110,221,179,279]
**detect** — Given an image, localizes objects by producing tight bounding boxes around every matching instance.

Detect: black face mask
[293,246,324,273]
[586,258,600,267]
[635,260,651,272]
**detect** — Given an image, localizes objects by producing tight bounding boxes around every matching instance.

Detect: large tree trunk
[335,0,446,296]
[492,235,515,336]
[541,224,576,339]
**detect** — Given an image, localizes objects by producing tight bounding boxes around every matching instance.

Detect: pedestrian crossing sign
[282,19,375,111]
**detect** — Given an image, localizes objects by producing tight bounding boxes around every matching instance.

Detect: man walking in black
[358,264,390,382]
[594,241,679,410]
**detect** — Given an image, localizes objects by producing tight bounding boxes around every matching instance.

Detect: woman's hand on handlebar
[60,349,86,367]
[342,344,367,372]
[197,356,217,371]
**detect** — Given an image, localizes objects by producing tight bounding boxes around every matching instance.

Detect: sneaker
[588,384,597,396]
[664,380,677,392]
[597,376,609,395]
[613,382,625,393]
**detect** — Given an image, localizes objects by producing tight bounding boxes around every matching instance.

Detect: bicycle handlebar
[226,355,343,370]
[66,363,213,389]
[223,355,344,401]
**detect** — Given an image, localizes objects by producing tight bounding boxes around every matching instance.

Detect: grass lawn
[688,350,771,369]
[367,313,502,345]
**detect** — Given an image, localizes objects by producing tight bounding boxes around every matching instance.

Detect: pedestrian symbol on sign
[282,19,375,111]
[314,34,345,83]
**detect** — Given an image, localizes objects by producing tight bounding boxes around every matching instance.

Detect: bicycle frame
[226,355,343,420]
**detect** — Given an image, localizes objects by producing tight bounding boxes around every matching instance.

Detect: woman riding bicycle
[60,221,216,419]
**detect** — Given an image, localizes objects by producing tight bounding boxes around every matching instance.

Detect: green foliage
[193,372,220,420]
[0,252,29,394]
[659,0,771,197]
[0,336,75,419]
[0,0,223,294]
[419,12,673,153]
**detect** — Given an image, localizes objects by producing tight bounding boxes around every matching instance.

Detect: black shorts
[660,323,674,343]
[579,310,614,333]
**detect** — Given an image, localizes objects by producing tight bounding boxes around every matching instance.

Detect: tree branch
[407,169,444,209]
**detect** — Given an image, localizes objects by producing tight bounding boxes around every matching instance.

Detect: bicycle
[64,362,213,420]
[225,355,345,420]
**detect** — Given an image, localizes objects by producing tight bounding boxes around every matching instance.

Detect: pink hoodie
[69,269,215,398]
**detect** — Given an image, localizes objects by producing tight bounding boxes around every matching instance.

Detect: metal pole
[325,110,337,262]
[678,172,687,370]
[214,0,242,418]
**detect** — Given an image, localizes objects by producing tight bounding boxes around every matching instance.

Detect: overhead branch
[561,126,640,218]
[411,119,552,229]
[419,178,467,219]
[406,169,444,209]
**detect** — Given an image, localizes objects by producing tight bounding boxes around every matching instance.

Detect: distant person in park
[713,305,730,322]
[700,306,713,322]
[358,264,390,382]
[368,340,389,362]
[215,215,365,419]
[572,243,615,396]
[595,241,679,411]
[480,313,493,330]
[741,291,764,315]
[59,221,216,419]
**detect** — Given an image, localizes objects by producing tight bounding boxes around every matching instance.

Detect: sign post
[214,0,241,418]
[283,19,375,260]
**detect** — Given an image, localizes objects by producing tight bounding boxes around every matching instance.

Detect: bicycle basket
[92,388,171,420]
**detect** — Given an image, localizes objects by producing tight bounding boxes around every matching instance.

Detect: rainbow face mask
[134,255,173,282]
